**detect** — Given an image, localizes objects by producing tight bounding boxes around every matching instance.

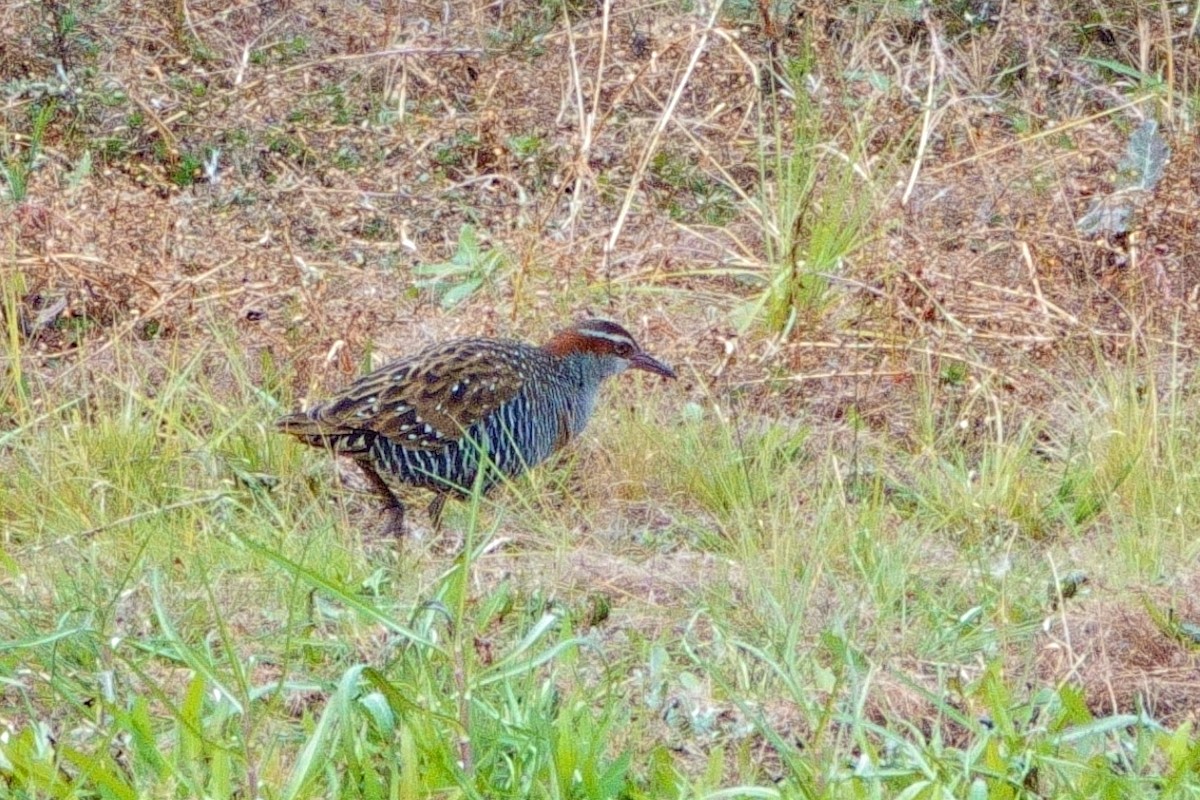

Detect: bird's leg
[427,493,449,530]
[359,463,408,537]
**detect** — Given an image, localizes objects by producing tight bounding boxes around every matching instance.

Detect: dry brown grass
[1038,573,1200,727]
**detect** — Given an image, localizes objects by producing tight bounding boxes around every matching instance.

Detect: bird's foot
[381,504,407,537]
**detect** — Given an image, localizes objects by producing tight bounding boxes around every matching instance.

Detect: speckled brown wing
[277,338,534,452]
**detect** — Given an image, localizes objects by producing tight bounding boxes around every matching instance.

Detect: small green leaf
[440,277,482,308]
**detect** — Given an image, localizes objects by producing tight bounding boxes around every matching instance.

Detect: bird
[276,318,676,535]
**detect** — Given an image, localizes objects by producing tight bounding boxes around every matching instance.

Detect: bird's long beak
[630,352,677,379]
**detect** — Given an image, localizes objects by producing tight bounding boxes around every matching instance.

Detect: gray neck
[562,353,624,436]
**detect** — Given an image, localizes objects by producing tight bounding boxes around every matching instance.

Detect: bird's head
[543,318,676,380]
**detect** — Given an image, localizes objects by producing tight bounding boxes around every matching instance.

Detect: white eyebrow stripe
[578,330,635,346]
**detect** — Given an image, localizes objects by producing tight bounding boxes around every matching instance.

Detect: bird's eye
[615,342,634,358]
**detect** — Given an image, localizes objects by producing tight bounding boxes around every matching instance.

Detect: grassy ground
[3,0,1200,796]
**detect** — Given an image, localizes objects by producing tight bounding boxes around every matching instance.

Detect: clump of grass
[168,151,204,187]
[1,101,57,204]
[739,55,888,336]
